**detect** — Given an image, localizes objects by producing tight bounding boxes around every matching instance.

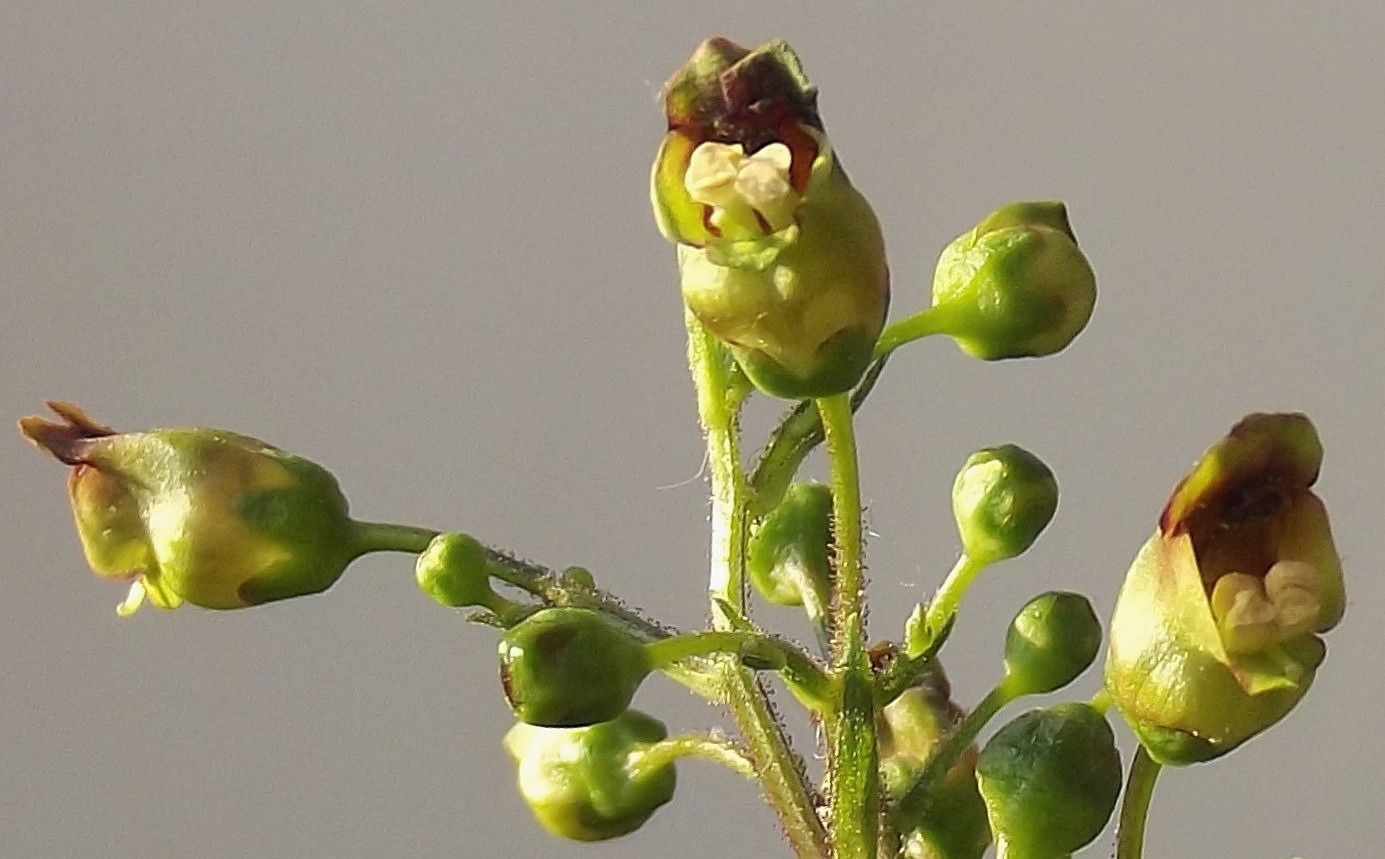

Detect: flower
[1105,413,1344,764]
[504,710,677,842]
[651,38,889,399]
[19,402,361,615]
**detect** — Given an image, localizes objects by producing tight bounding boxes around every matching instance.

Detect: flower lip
[661,38,822,196]
[662,38,822,139]
[1159,412,1322,537]
[18,401,116,465]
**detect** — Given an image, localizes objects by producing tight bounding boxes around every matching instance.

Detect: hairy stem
[818,393,879,859]
[747,307,945,520]
[687,312,829,859]
[352,520,672,642]
[633,733,758,781]
[922,553,987,641]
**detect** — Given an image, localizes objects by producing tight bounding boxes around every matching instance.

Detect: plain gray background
[4,2,1381,857]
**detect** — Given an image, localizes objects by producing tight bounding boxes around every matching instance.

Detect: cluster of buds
[652,38,890,399]
[16,32,1350,859]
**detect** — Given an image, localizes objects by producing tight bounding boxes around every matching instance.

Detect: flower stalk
[687,312,829,859]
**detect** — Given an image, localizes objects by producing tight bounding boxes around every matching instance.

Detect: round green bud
[414,532,491,608]
[560,565,596,589]
[975,704,1122,858]
[1002,592,1102,697]
[504,709,676,842]
[901,774,992,859]
[499,607,652,727]
[952,444,1058,565]
[930,201,1096,361]
[747,481,833,607]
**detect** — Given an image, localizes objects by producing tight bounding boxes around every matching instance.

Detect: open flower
[20,402,361,615]
[651,37,889,399]
[1106,413,1344,764]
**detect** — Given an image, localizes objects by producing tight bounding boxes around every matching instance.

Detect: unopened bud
[499,607,651,727]
[929,201,1095,360]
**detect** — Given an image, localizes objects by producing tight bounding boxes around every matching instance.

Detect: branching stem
[687,312,829,859]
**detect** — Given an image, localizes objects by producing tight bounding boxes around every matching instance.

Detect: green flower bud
[929,201,1095,360]
[1106,413,1343,765]
[1002,592,1102,697]
[415,532,491,608]
[975,704,1122,859]
[952,445,1058,565]
[503,710,676,842]
[747,481,832,608]
[880,674,992,859]
[19,402,359,615]
[499,607,652,727]
[652,38,889,399]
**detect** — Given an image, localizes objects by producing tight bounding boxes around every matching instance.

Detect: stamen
[1211,572,1278,654]
[684,140,799,240]
[1265,560,1322,636]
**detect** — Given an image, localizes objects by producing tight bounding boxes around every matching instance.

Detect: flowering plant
[19,37,1345,859]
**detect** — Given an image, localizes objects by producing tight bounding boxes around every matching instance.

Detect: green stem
[872,307,948,357]
[687,312,829,859]
[817,393,878,859]
[633,733,758,781]
[645,631,834,709]
[1115,745,1162,859]
[746,306,951,522]
[1089,687,1114,715]
[353,520,674,643]
[922,553,987,642]
[350,520,439,555]
[748,356,888,520]
[894,684,1012,826]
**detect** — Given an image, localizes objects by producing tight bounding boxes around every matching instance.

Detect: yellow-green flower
[20,402,361,615]
[651,38,889,399]
[1106,413,1343,764]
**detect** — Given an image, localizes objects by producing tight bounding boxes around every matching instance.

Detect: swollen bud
[19,402,360,615]
[975,704,1121,859]
[952,445,1058,566]
[747,481,833,608]
[499,607,652,727]
[415,532,492,608]
[504,710,677,842]
[929,202,1095,360]
[652,38,889,399]
[880,668,993,859]
[1002,592,1102,697]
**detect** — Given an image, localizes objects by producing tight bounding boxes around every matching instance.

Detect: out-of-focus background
[4,3,1381,857]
